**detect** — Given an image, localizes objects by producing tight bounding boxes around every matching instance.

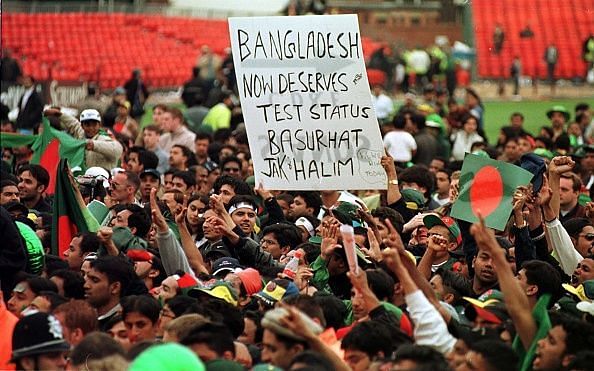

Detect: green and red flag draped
[31,118,86,194]
[0,131,38,147]
[451,153,533,231]
[51,159,100,257]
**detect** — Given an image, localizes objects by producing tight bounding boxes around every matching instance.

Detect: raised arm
[470,215,536,350]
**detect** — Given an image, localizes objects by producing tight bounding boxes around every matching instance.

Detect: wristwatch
[389,179,399,186]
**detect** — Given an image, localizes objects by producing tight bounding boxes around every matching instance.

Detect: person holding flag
[43,108,123,171]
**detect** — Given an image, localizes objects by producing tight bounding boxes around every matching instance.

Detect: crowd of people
[2,42,594,371]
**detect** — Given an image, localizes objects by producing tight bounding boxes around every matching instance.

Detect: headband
[228,202,257,215]
[295,217,315,236]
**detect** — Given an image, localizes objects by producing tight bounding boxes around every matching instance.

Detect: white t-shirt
[372,93,394,120]
[383,131,417,162]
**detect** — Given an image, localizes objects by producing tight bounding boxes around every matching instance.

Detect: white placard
[228,15,387,191]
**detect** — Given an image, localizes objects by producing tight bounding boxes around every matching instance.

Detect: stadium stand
[472,0,594,79]
[2,12,382,89]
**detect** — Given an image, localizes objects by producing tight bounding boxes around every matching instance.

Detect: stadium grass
[482,98,590,145]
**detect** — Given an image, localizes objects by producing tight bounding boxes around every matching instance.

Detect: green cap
[423,214,462,246]
[533,148,554,160]
[205,359,244,371]
[572,144,594,158]
[546,105,570,122]
[401,188,425,210]
[129,343,205,371]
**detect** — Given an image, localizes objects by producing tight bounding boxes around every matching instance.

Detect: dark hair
[69,332,125,367]
[510,112,524,120]
[298,242,322,265]
[244,311,264,343]
[393,344,449,370]
[468,340,519,371]
[195,131,212,142]
[43,254,69,276]
[89,256,134,298]
[559,172,582,192]
[276,192,294,206]
[122,204,152,238]
[129,146,159,170]
[17,164,50,189]
[213,175,253,197]
[312,291,348,329]
[172,144,197,168]
[575,103,590,112]
[153,103,168,112]
[167,295,197,317]
[292,191,322,217]
[227,194,258,211]
[165,107,184,122]
[284,295,326,328]
[372,207,405,235]
[392,114,406,129]
[37,290,68,311]
[399,165,435,197]
[14,273,58,295]
[180,322,236,358]
[549,312,594,357]
[288,350,334,371]
[366,269,395,302]
[342,320,408,358]
[566,350,594,370]
[262,223,302,250]
[202,299,245,339]
[535,135,554,150]
[80,232,102,256]
[143,124,162,135]
[49,269,86,299]
[121,295,161,325]
[220,156,243,172]
[521,260,562,301]
[173,170,197,189]
[435,268,473,306]
[0,179,17,191]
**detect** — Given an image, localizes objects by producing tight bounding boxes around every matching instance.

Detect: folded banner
[451,153,533,231]
[51,159,100,257]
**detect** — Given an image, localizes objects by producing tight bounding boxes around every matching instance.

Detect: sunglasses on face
[580,233,594,241]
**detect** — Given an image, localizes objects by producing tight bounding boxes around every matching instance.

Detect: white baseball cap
[84,167,110,189]
[80,109,101,122]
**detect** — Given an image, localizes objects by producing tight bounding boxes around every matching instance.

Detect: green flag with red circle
[451,153,533,231]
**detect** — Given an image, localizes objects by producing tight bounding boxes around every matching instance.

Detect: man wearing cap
[139,169,161,204]
[260,307,323,369]
[10,312,70,370]
[224,268,263,308]
[547,105,570,141]
[418,214,463,277]
[44,107,123,170]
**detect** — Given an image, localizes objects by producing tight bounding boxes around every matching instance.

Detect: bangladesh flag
[0,131,37,148]
[51,159,100,257]
[31,118,86,194]
[451,153,533,231]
